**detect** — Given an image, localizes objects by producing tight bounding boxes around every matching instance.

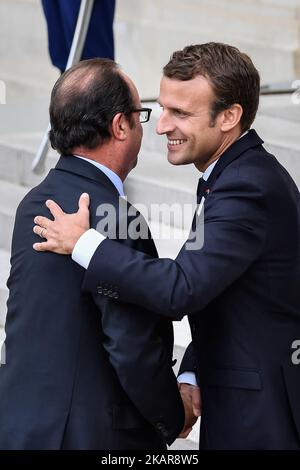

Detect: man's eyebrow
[157,101,188,112]
[156,101,194,116]
[171,106,193,115]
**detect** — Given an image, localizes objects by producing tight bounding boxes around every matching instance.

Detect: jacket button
[97,286,103,294]
[113,292,119,299]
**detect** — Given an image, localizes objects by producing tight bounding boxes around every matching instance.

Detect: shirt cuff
[177,372,197,386]
[72,228,105,269]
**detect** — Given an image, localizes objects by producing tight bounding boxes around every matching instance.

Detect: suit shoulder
[221,145,298,196]
[88,186,158,258]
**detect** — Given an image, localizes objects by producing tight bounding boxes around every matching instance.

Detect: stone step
[117,0,300,95]
[0,0,299,98]
[0,249,10,329]
[0,0,58,89]
[0,180,29,251]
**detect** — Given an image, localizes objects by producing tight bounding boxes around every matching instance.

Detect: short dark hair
[49,58,135,155]
[163,43,260,133]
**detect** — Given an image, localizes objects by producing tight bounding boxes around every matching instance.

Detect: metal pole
[32,0,95,174]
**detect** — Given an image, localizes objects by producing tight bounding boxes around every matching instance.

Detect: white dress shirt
[74,155,125,196]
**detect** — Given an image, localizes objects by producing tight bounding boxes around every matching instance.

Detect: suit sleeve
[83,175,267,320]
[178,342,198,378]
[93,290,184,444]
[89,210,184,445]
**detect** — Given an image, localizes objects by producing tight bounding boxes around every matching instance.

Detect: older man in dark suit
[0,58,186,449]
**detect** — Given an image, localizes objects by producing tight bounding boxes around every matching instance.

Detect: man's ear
[111,112,129,141]
[220,104,243,132]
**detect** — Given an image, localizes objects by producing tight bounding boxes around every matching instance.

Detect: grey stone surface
[115,0,300,96]
[0,180,28,251]
[0,249,10,327]
[0,0,299,97]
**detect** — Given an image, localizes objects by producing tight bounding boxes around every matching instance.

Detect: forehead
[158,75,215,110]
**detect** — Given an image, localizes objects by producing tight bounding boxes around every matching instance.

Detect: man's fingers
[78,193,90,211]
[33,216,52,229]
[191,387,201,417]
[33,225,50,239]
[45,199,65,218]
[178,427,192,439]
[33,241,67,255]
[33,241,53,252]
[78,193,90,228]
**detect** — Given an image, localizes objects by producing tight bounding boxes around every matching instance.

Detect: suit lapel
[205,129,264,190]
[190,129,264,238]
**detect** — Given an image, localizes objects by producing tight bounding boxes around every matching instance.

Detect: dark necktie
[196,177,207,204]
[187,177,207,246]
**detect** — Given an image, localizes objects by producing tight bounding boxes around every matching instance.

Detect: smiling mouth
[168,139,187,146]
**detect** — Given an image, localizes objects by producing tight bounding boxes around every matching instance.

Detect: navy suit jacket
[0,156,184,449]
[83,130,300,449]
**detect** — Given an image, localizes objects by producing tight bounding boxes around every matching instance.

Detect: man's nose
[156,111,174,135]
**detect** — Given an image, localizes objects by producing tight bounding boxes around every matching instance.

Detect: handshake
[178,383,201,439]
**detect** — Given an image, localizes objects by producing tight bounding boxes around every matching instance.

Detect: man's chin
[130,158,138,170]
[167,152,189,166]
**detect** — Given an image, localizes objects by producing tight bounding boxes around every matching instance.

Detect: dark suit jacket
[0,156,184,450]
[83,130,300,449]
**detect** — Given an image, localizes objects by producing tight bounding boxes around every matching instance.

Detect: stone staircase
[1,0,299,96]
[116,0,300,96]
[1,0,300,451]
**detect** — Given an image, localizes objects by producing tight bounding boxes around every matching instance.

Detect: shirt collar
[74,155,125,196]
[202,130,249,181]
